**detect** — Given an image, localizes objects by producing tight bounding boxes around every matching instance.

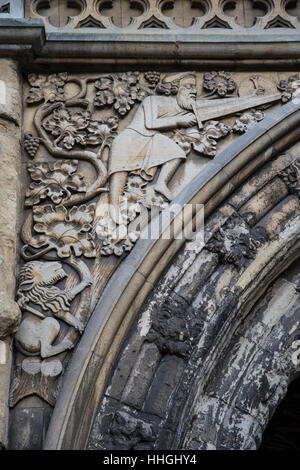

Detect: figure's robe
[109,90,282,177]
[109,95,187,177]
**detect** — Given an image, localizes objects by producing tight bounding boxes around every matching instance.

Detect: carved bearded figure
[109,72,198,222]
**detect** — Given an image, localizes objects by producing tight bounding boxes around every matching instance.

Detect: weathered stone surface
[7,62,299,451]
[8,406,52,450]
[228,151,298,210]
[143,355,185,419]
[174,249,218,303]
[258,195,300,239]
[0,59,21,130]
[183,395,262,450]
[0,59,21,450]
[0,296,21,339]
[122,342,161,409]
[192,265,237,320]
[146,294,203,358]
[0,338,11,449]
[239,177,288,226]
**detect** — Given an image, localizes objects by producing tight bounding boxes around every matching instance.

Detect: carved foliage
[31,203,96,258]
[26,73,67,104]
[94,72,151,115]
[232,109,265,134]
[278,74,300,102]
[42,106,119,149]
[96,196,141,256]
[16,68,289,408]
[173,120,231,157]
[202,71,237,97]
[25,160,86,206]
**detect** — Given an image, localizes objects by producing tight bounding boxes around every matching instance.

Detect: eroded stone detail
[279,159,300,198]
[206,215,268,267]
[146,298,203,358]
[278,75,300,103]
[92,410,158,451]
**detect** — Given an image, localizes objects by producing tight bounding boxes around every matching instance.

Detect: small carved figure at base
[16,261,92,359]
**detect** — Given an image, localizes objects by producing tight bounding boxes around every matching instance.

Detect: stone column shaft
[0,59,22,448]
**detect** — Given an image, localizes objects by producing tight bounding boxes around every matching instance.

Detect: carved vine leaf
[27,73,67,104]
[31,204,96,258]
[96,196,140,257]
[207,216,268,267]
[94,72,150,116]
[25,160,87,207]
[232,109,265,134]
[42,106,119,151]
[43,107,91,149]
[86,116,119,148]
[278,74,300,102]
[202,71,237,97]
[125,174,168,210]
[173,120,231,158]
[279,159,300,198]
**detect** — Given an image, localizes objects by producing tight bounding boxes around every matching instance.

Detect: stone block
[122,342,161,409]
[143,355,184,418]
[174,249,218,304]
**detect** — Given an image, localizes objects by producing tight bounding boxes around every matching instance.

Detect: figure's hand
[64,339,75,350]
[177,113,197,128]
[72,318,85,334]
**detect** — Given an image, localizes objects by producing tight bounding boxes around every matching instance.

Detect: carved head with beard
[157,72,197,110]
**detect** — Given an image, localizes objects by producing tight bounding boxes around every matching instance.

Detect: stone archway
[43,101,300,450]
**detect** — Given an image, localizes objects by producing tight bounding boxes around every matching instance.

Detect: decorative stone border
[2,19,300,66]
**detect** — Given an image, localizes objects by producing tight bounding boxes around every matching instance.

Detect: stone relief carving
[16,261,91,354]
[279,158,300,198]
[92,410,158,451]
[25,160,87,206]
[232,109,265,134]
[13,69,296,407]
[202,71,237,98]
[206,215,268,267]
[146,298,203,358]
[10,258,92,406]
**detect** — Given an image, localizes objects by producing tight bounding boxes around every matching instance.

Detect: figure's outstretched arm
[143,97,191,131]
[66,277,93,302]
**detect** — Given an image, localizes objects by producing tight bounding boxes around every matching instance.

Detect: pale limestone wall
[0,59,22,448]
